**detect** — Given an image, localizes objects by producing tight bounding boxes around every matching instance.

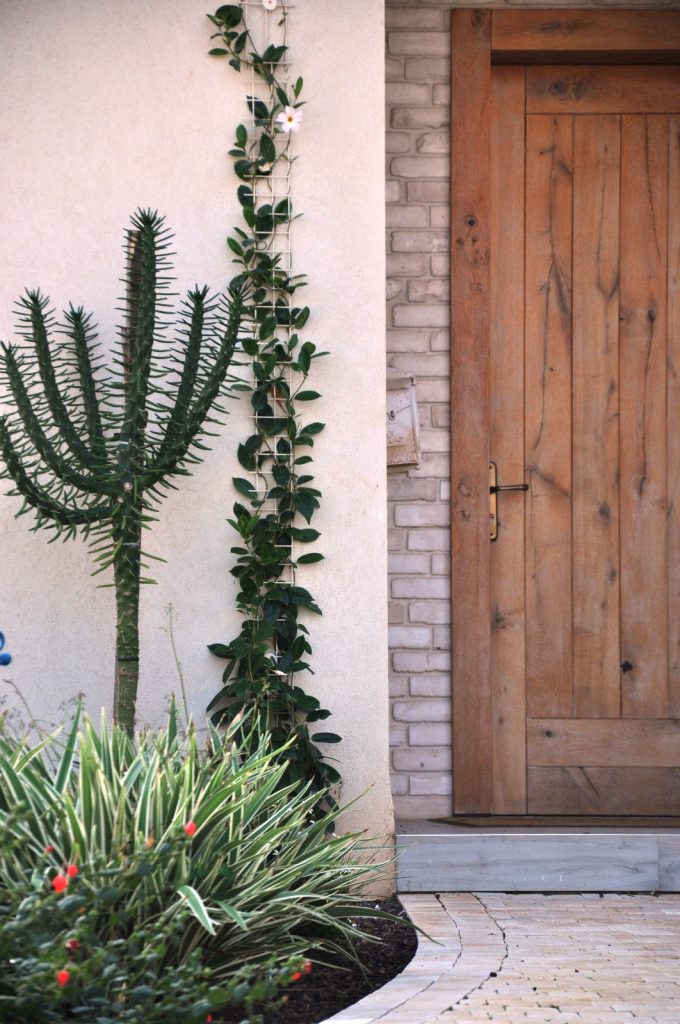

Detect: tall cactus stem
[112,505,142,735]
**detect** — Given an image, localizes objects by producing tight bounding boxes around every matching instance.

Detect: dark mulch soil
[263,897,417,1024]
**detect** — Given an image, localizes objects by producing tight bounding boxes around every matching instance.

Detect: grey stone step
[396,820,680,892]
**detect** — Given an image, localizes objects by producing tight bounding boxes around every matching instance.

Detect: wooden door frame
[450,9,680,813]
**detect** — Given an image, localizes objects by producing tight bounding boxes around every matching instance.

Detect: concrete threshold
[396,820,680,893]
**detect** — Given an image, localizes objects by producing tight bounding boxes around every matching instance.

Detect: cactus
[0,210,244,732]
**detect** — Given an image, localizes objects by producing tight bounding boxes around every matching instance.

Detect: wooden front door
[451,11,680,815]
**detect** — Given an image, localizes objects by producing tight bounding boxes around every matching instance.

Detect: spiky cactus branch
[0,209,244,732]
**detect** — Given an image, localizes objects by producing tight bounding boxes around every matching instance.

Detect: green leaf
[293,76,304,98]
[233,477,256,497]
[294,307,311,329]
[228,237,244,257]
[296,390,321,402]
[247,96,270,121]
[208,643,232,659]
[217,899,248,929]
[261,43,288,65]
[233,158,253,180]
[311,733,342,744]
[297,341,316,374]
[236,124,248,149]
[306,709,332,722]
[260,134,276,164]
[289,527,320,542]
[297,552,324,564]
[55,702,81,794]
[303,422,325,436]
[208,48,228,56]
[177,885,217,936]
[214,4,243,28]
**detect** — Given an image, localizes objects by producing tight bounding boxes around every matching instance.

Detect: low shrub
[0,707,389,1022]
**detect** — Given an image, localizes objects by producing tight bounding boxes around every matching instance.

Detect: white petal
[262,0,277,9]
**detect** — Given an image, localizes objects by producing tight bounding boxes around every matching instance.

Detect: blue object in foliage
[0,632,12,666]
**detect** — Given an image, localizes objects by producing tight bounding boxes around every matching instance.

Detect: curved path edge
[319,893,507,1024]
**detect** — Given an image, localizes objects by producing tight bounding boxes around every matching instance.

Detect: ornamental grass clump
[0,706,390,1023]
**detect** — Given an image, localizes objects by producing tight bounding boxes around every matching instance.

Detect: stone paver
[443,893,680,1024]
[321,892,680,1024]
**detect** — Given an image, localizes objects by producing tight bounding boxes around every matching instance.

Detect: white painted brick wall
[386,0,677,820]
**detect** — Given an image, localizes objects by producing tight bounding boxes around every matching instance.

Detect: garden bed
[262,897,416,1024]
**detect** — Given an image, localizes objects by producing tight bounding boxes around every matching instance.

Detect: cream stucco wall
[0,0,392,847]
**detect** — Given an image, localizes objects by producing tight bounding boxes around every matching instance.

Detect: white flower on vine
[276,106,303,134]
[262,0,277,10]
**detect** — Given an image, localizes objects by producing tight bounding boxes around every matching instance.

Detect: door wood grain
[451,12,680,817]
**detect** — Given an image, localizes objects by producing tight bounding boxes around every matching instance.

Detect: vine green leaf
[232,477,256,498]
[247,97,269,120]
[214,5,243,27]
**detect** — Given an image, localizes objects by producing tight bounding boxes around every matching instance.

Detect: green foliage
[1,871,304,1024]
[0,211,244,733]
[0,707,390,1022]
[206,3,338,814]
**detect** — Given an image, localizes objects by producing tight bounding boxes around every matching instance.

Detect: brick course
[385,0,677,818]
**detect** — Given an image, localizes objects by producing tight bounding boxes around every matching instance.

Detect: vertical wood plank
[572,116,621,719]
[668,116,680,718]
[620,114,669,718]
[524,114,574,719]
[451,9,492,812]
[490,66,526,814]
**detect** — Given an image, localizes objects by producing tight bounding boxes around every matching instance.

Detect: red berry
[65,939,80,952]
[66,864,79,878]
[291,971,302,982]
[206,1017,213,1023]
[51,874,69,893]
[304,961,312,974]
[44,845,55,854]
[56,969,70,988]
[183,820,197,837]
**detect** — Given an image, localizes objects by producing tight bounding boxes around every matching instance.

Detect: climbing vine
[206,2,340,810]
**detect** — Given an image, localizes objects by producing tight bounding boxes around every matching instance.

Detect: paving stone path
[445,893,680,1024]
[323,892,680,1024]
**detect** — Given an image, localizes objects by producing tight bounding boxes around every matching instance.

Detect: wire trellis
[245,1,296,573]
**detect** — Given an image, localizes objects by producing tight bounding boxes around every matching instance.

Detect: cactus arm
[154,288,207,466]
[146,291,243,483]
[22,292,102,472]
[64,306,107,459]
[1,345,110,496]
[0,417,109,526]
[122,212,167,477]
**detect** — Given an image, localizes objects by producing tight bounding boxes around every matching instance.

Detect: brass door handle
[489,461,527,541]
[490,483,529,494]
